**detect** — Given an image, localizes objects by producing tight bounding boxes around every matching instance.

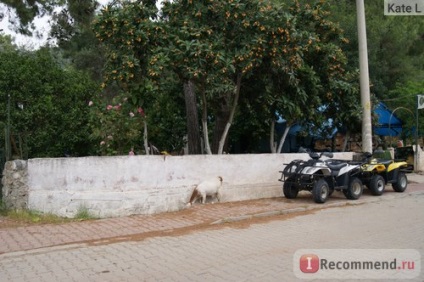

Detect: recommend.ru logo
[294,249,421,279]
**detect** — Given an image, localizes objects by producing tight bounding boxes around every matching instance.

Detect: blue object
[373,102,403,137]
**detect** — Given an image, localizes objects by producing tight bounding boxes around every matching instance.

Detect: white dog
[187,176,223,206]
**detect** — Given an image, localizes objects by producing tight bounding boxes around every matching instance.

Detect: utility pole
[356,0,373,153]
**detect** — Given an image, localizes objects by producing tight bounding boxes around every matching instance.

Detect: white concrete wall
[413,145,424,172]
[25,153,353,218]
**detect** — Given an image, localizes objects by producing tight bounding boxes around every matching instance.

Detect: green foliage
[74,205,97,220]
[0,48,99,158]
[0,34,17,52]
[161,0,271,80]
[144,82,187,154]
[94,1,159,86]
[0,203,82,225]
[3,208,72,224]
[93,0,359,154]
[88,77,187,155]
[387,80,424,140]
[327,1,424,100]
[325,0,424,139]
[49,0,106,82]
[0,201,7,215]
[4,0,424,155]
[252,1,360,142]
[88,91,146,155]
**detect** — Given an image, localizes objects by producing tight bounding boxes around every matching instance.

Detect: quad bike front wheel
[312,178,330,204]
[343,177,363,200]
[283,177,299,199]
[369,175,385,196]
[392,172,408,192]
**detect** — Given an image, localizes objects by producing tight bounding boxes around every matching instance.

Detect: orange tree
[94,0,273,154]
[235,1,360,153]
[160,0,281,154]
[92,1,186,155]
[295,1,360,152]
[264,1,360,152]
[94,0,359,154]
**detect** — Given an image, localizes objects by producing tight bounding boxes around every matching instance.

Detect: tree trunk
[143,119,149,155]
[200,83,212,154]
[277,125,291,153]
[217,74,242,155]
[211,75,242,154]
[342,130,351,152]
[183,80,202,154]
[211,103,231,154]
[270,119,276,153]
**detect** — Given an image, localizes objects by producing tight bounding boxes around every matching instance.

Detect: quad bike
[359,152,412,196]
[279,152,366,204]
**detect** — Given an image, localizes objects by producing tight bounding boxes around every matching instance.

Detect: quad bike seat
[326,162,348,171]
[376,159,393,166]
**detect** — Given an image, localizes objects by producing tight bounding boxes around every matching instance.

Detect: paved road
[1,190,423,281]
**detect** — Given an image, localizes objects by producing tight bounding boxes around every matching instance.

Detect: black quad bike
[279,152,369,204]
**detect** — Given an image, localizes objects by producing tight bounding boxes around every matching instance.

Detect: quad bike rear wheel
[369,175,385,196]
[392,172,408,192]
[343,177,363,200]
[283,177,299,199]
[312,178,330,203]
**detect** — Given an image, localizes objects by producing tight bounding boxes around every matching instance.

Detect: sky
[0,0,110,49]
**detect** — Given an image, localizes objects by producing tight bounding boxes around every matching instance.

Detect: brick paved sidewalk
[1,177,423,256]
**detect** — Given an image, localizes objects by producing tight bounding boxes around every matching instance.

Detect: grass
[0,201,8,216]
[74,206,97,220]
[6,209,71,224]
[0,201,97,225]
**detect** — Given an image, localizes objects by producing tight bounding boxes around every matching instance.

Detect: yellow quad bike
[360,156,410,196]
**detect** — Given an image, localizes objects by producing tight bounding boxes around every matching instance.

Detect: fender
[387,161,408,172]
[362,158,387,173]
[362,163,386,173]
[338,164,360,176]
[302,165,332,176]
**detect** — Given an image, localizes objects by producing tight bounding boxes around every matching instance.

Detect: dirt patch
[85,209,319,248]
